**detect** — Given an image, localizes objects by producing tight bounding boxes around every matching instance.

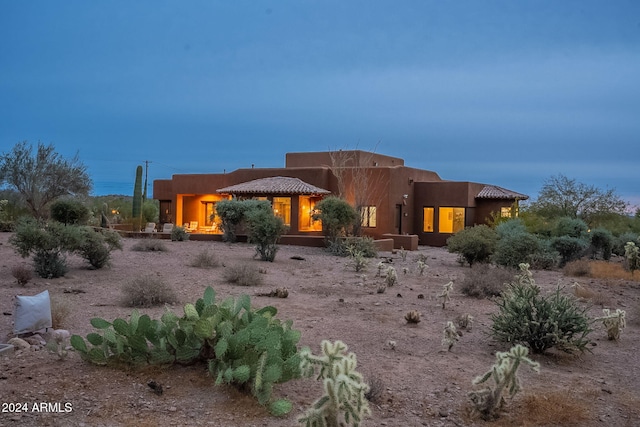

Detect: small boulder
[8,337,30,350]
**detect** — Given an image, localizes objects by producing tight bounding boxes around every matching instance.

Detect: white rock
[8,337,30,350]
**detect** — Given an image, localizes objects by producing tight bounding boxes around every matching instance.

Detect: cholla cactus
[298,340,371,427]
[468,344,540,420]
[624,241,640,277]
[516,263,535,286]
[438,281,454,309]
[402,267,409,275]
[442,321,459,351]
[385,266,397,287]
[348,251,369,272]
[46,329,71,360]
[376,262,385,277]
[596,308,626,340]
[404,310,421,324]
[376,283,387,294]
[398,247,407,262]
[416,260,427,276]
[457,313,474,331]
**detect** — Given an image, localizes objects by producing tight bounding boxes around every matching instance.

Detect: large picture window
[361,206,377,228]
[439,207,465,233]
[423,207,434,232]
[273,197,291,226]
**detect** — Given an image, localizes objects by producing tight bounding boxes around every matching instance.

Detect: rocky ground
[1,231,639,427]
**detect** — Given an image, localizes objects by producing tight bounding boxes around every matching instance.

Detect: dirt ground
[1,231,639,427]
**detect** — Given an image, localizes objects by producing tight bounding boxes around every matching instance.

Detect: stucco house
[152,150,528,248]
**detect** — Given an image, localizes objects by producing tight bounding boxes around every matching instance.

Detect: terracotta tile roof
[475,185,529,200]
[217,176,331,195]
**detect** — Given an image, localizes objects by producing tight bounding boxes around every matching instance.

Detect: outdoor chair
[162,223,174,234]
[144,222,156,233]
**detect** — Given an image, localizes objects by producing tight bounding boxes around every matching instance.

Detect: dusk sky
[1,1,639,208]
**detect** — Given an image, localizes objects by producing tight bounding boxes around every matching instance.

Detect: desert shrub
[553,217,588,238]
[10,218,79,278]
[612,232,638,256]
[121,275,178,307]
[71,287,302,415]
[551,236,588,267]
[189,249,220,268]
[312,196,358,247]
[33,249,68,278]
[223,264,264,286]
[494,231,540,269]
[170,225,190,241]
[490,264,592,354]
[495,218,528,237]
[11,264,32,285]
[596,308,626,341]
[589,228,613,260]
[461,263,514,298]
[526,239,559,270]
[50,294,71,329]
[299,340,371,426]
[446,225,498,266]
[347,236,377,257]
[563,259,591,277]
[216,198,246,242]
[364,376,384,404]
[50,198,90,225]
[75,227,122,269]
[131,239,168,252]
[245,201,287,262]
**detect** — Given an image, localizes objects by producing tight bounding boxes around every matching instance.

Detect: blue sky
[1,1,639,208]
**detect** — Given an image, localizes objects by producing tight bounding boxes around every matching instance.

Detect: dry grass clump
[589,260,638,281]
[189,249,220,268]
[461,263,514,298]
[572,283,611,307]
[11,264,32,286]
[50,294,71,328]
[563,259,591,277]
[131,239,168,252]
[121,275,178,307]
[223,264,264,286]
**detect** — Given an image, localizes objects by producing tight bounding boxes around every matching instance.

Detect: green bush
[589,228,613,260]
[216,199,246,242]
[526,239,559,270]
[170,225,190,241]
[50,198,90,225]
[76,227,122,269]
[551,236,588,267]
[33,249,68,278]
[10,218,80,278]
[490,264,592,354]
[245,200,287,262]
[493,219,541,268]
[553,217,588,238]
[612,232,638,256]
[71,287,302,415]
[446,225,498,267]
[312,196,358,246]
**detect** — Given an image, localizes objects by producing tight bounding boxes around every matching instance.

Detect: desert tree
[328,146,389,236]
[528,174,627,225]
[0,141,92,219]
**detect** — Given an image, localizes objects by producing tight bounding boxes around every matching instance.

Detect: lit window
[439,207,465,233]
[423,207,434,232]
[204,202,217,226]
[299,196,322,231]
[500,207,512,218]
[273,197,291,226]
[361,206,377,228]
